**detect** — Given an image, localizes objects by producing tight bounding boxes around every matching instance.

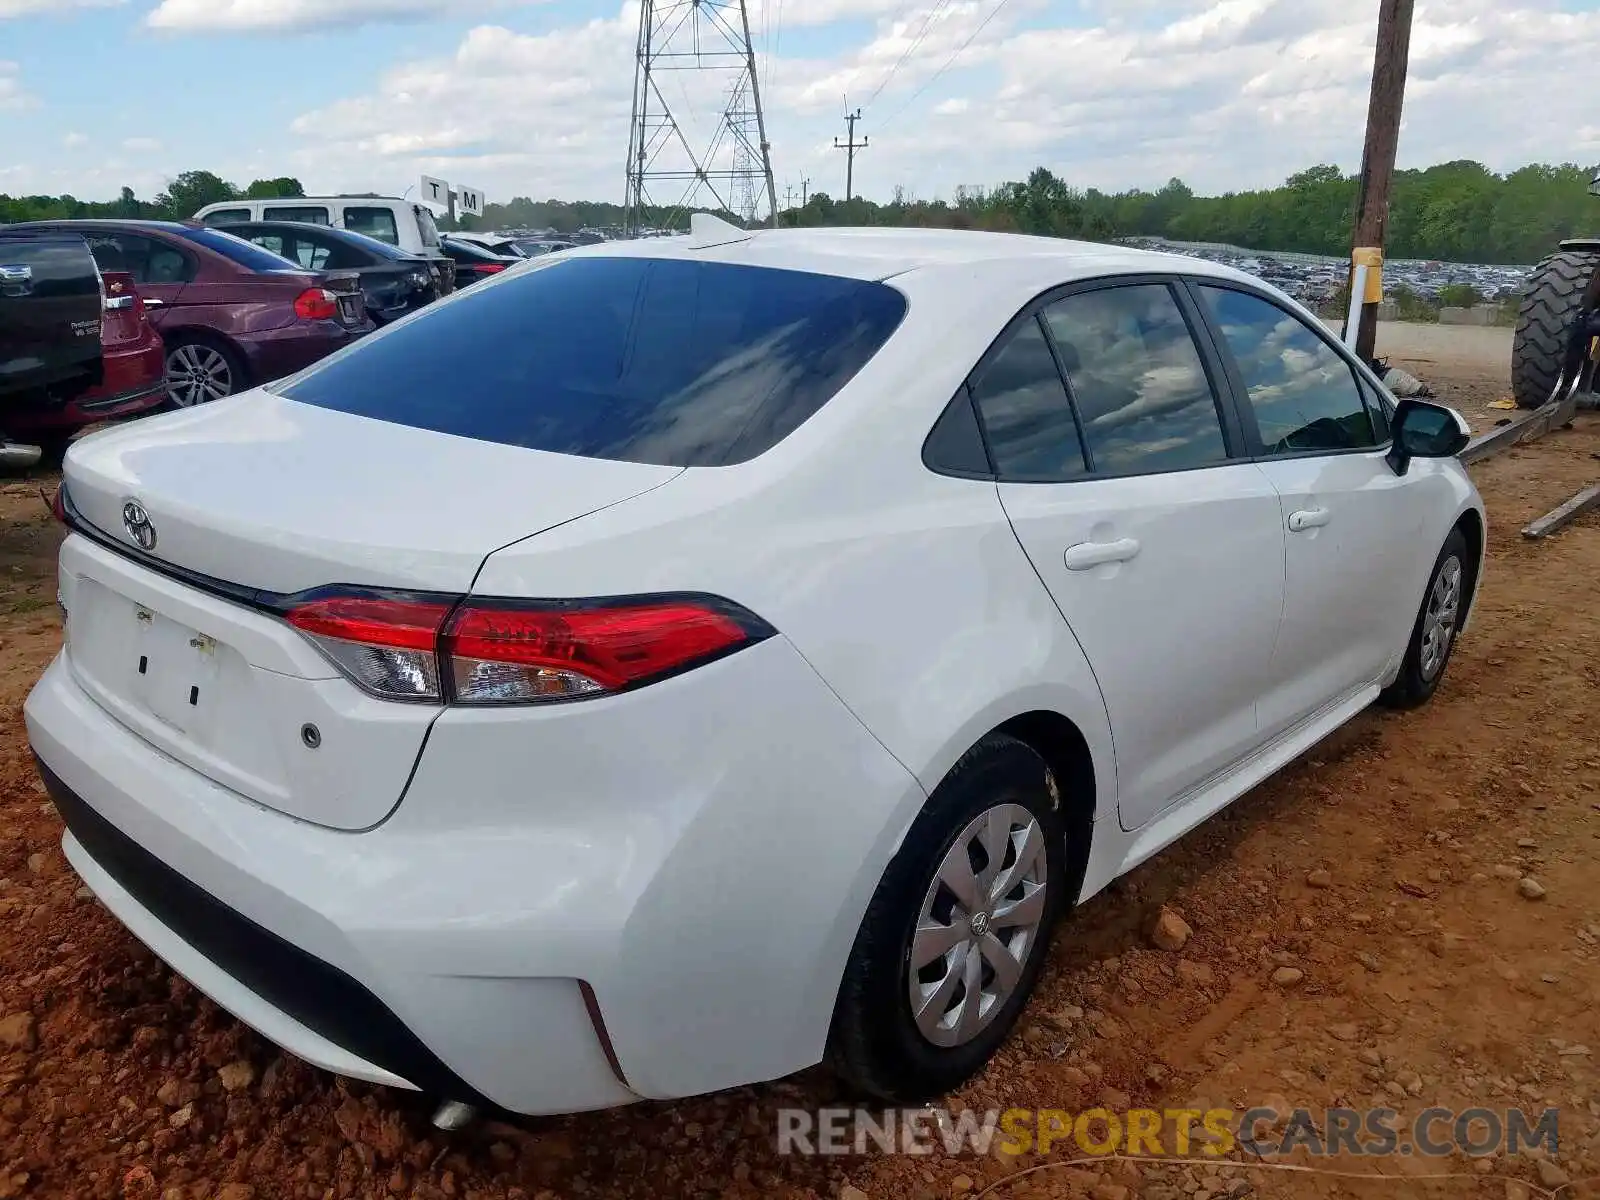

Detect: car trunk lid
[56,395,681,830]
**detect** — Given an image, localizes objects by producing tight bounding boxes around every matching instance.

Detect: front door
[1190,283,1423,739]
[973,281,1287,832]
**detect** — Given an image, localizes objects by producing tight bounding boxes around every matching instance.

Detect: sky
[3,0,1600,215]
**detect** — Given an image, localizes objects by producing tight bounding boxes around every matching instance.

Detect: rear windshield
[172,227,305,273]
[275,256,907,467]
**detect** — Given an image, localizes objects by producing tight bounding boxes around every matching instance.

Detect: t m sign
[456,186,485,217]
[420,175,449,207]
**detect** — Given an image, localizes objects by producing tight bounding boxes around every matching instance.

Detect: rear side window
[264,206,331,225]
[1042,285,1228,475]
[84,233,196,285]
[969,317,1087,481]
[275,257,908,467]
[345,207,399,245]
[172,227,303,273]
[202,208,251,226]
[414,206,440,247]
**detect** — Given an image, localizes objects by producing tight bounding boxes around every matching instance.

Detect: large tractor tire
[1512,249,1600,409]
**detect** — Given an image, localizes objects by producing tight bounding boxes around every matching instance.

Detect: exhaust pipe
[0,442,43,470]
[430,1100,477,1131]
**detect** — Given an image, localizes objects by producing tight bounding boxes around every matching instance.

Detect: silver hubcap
[166,344,233,407]
[1420,555,1462,682]
[909,803,1049,1048]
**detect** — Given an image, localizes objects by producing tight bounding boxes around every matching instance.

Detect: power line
[837,0,920,109]
[865,0,954,107]
[878,0,1013,131]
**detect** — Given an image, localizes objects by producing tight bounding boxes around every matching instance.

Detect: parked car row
[1,230,167,460]
[1,198,590,457]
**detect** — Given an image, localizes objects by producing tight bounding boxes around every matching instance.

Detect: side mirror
[1387,398,1471,476]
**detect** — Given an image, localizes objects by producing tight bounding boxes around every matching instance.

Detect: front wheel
[828,734,1067,1103]
[1380,529,1471,709]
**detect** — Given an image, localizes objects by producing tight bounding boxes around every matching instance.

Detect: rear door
[1189,282,1429,739]
[984,279,1287,832]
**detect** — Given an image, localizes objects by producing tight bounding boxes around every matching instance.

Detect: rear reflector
[281,590,772,705]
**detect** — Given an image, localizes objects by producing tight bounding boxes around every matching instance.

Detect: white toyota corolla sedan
[27,217,1483,1118]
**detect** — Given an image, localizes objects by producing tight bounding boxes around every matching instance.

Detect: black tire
[164,334,246,408]
[1380,529,1471,710]
[1512,250,1600,409]
[827,734,1069,1103]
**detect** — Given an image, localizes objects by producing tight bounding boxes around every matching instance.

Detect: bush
[1436,283,1484,308]
[1390,284,1439,322]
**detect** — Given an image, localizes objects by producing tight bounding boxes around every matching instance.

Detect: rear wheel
[165,336,244,408]
[1512,249,1600,409]
[828,734,1067,1103]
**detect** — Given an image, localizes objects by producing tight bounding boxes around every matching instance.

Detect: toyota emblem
[122,501,157,551]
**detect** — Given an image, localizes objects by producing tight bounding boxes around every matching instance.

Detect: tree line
[5,160,1596,266]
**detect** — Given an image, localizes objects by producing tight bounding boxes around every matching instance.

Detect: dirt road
[1,330,1598,1200]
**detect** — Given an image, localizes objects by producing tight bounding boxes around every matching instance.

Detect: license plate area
[70,578,231,742]
[338,295,361,325]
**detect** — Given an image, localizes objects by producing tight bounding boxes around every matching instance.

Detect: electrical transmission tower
[624,0,778,236]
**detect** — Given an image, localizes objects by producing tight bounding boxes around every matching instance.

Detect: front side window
[264,205,331,225]
[1198,286,1378,454]
[969,317,1086,481]
[275,257,908,467]
[345,207,399,245]
[1042,285,1228,475]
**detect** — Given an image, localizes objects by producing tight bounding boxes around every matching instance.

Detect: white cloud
[63,131,89,147]
[0,0,121,16]
[0,60,33,110]
[122,135,163,152]
[146,0,541,33]
[13,0,1600,212]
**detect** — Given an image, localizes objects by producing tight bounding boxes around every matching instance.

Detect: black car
[225,221,443,325]
[440,236,520,287]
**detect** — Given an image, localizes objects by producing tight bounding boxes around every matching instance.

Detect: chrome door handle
[140,297,165,308]
[1287,508,1331,533]
[1063,538,1141,571]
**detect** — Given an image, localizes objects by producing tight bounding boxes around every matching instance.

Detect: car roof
[569,224,1266,293]
[4,218,193,232]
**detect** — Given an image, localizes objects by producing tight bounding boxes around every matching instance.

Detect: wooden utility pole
[835,110,867,202]
[1346,0,1415,361]
[801,177,811,205]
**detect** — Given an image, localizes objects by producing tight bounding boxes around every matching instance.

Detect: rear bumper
[26,654,636,1114]
[4,344,166,433]
[25,629,926,1112]
[238,320,369,387]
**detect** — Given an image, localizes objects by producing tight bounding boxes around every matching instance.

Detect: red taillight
[293,288,339,321]
[443,600,753,702]
[475,264,507,275]
[285,593,454,702]
[281,591,769,705]
[50,484,68,525]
